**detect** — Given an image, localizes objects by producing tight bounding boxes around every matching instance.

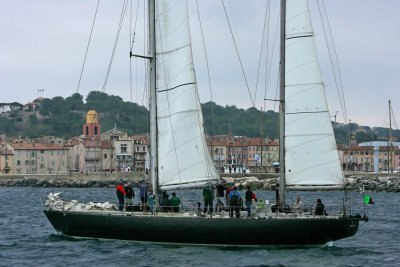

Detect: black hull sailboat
[43,0,368,246]
[44,210,362,246]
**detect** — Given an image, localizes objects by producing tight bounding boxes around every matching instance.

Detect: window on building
[31,152,35,156]
[31,160,35,165]
[17,160,20,165]
[5,162,8,167]
[40,150,44,154]
[62,161,64,166]
[121,144,128,153]
[40,164,45,169]
[142,146,145,152]
[104,154,107,159]
[25,160,29,165]
[52,161,55,167]
[41,156,44,161]
[111,154,113,159]
[136,146,139,152]
[51,151,54,156]
[62,151,66,155]
[57,151,60,156]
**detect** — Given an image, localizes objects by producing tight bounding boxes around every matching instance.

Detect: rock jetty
[0,172,399,192]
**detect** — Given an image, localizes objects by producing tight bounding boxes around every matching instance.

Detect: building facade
[12,143,68,174]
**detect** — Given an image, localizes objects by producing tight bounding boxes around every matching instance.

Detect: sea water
[0,187,398,266]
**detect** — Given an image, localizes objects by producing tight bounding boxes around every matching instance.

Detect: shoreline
[0,172,399,192]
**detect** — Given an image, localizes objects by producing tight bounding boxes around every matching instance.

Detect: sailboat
[43,0,367,246]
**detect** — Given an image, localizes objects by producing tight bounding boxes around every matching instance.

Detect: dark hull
[44,210,363,246]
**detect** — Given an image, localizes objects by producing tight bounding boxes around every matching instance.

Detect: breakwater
[0,172,399,192]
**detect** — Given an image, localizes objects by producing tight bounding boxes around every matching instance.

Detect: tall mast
[279,0,286,209]
[149,0,159,205]
[260,107,263,172]
[389,100,392,172]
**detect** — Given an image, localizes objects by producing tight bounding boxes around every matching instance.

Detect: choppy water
[0,187,398,267]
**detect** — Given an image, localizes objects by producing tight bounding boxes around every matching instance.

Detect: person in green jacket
[203,186,214,215]
[170,192,181,212]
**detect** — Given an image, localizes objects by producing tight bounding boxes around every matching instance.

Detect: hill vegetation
[0,91,398,144]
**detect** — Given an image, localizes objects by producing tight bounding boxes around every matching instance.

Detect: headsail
[155,0,219,190]
[284,0,344,189]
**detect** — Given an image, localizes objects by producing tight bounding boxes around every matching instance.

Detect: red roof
[101,141,112,149]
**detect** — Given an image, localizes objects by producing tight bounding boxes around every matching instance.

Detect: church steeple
[83,110,101,137]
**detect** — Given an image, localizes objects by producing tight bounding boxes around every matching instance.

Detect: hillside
[0,91,398,144]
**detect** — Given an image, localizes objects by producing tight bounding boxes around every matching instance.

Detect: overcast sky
[1,0,399,128]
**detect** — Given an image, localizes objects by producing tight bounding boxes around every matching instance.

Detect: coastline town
[1,109,399,176]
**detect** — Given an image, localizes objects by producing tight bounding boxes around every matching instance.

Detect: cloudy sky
[1,0,399,128]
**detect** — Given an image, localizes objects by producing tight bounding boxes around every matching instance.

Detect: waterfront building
[0,144,13,174]
[132,135,148,171]
[11,143,68,174]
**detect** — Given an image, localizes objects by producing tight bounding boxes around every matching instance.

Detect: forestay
[155,0,219,190]
[284,0,344,189]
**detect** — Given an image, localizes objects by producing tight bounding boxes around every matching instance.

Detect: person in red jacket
[116,183,126,211]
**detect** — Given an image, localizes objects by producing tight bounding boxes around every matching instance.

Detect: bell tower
[83,110,101,137]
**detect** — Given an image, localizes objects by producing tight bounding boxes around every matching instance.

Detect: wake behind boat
[43,0,368,246]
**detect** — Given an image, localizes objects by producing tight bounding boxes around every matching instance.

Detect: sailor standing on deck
[294,196,302,214]
[116,183,126,211]
[228,187,241,218]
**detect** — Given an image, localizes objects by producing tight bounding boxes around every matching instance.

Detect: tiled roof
[101,141,112,149]
[337,144,374,151]
[12,143,67,150]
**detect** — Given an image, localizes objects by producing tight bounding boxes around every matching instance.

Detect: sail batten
[155,0,219,190]
[284,0,344,187]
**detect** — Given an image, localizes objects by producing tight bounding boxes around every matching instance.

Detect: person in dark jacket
[161,194,171,212]
[245,186,254,217]
[124,183,135,211]
[116,183,126,211]
[314,199,325,216]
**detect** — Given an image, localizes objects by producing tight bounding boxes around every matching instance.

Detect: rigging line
[221,0,255,107]
[273,65,280,111]
[390,104,398,131]
[130,0,141,51]
[265,8,280,110]
[130,0,134,136]
[76,0,101,94]
[321,0,348,123]
[254,0,270,106]
[195,0,218,182]
[101,0,129,93]
[129,0,141,136]
[263,0,271,112]
[195,0,216,138]
[317,0,347,123]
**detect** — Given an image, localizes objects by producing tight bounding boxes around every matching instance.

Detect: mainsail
[155,0,219,190]
[284,0,344,189]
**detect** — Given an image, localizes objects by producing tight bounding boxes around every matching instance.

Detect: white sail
[155,0,219,190]
[284,0,344,189]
